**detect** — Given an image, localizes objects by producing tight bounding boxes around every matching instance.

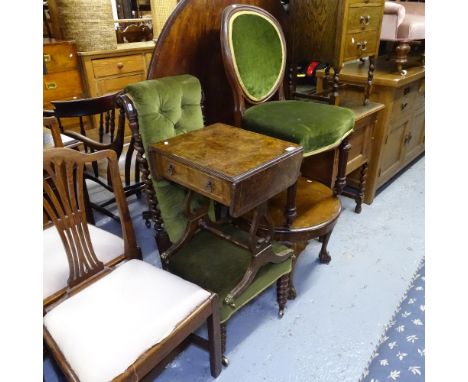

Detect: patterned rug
[360,260,425,382]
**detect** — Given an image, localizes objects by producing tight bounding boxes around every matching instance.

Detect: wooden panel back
[146,0,287,125]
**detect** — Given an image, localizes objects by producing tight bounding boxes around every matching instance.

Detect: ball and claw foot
[222,356,229,367]
[278,308,285,318]
[319,250,332,264]
[288,286,297,300]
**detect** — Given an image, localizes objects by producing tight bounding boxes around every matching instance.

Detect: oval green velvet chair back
[222,5,286,104]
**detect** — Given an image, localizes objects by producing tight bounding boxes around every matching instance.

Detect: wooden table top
[149,123,303,182]
[149,123,304,217]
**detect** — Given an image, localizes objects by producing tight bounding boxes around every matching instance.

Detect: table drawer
[43,70,83,104]
[157,155,232,206]
[347,5,383,34]
[43,42,79,73]
[343,31,379,61]
[92,54,146,78]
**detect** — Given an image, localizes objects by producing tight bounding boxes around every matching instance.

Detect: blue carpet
[361,260,425,381]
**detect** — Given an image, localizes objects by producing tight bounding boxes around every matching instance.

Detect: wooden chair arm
[62,130,120,152]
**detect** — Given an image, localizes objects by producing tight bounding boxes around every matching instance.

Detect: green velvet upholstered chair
[118,74,293,363]
[220,4,356,297]
[220,4,355,157]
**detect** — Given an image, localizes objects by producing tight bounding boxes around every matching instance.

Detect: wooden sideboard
[78,41,156,98]
[288,0,385,104]
[317,58,425,204]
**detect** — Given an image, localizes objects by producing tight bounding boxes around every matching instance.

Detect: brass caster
[222,356,229,367]
[278,309,285,318]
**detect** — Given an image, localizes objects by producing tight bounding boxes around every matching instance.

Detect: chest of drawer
[346,5,383,34]
[91,54,146,78]
[389,84,418,123]
[44,42,79,73]
[43,70,84,105]
[343,30,379,61]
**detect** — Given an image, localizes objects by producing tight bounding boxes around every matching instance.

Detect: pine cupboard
[317,59,425,203]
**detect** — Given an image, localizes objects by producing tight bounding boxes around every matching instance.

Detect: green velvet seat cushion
[168,225,292,323]
[243,100,355,156]
[230,12,285,101]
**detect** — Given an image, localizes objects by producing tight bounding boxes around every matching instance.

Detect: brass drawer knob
[356,40,368,51]
[360,15,371,25]
[117,62,124,69]
[205,180,214,193]
[43,54,51,63]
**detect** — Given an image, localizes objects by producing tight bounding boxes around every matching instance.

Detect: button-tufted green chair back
[125,75,209,243]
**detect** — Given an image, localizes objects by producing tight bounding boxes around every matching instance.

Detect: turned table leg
[285,181,298,227]
[354,162,368,214]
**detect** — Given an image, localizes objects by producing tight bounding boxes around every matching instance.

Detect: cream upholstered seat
[44,259,211,382]
[43,224,124,300]
[43,148,221,379]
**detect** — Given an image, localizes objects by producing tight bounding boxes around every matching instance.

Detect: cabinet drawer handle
[45,82,57,90]
[205,180,214,193]
[403,86,411,95]
[167,164,175,175]
[43,54,51,63]
[360,15,371,25]
[356,40,368,51]
[117,62,124,69]
[400,102,408,111]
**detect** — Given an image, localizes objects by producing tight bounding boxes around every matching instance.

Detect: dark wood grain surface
[148,123,303,217]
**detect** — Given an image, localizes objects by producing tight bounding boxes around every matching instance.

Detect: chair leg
[207,296,222,377]
[221,323,229,366]
[277,273,290,318]
[318,230,333,264]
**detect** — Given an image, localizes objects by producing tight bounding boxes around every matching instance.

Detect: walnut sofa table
[148,123,303,305]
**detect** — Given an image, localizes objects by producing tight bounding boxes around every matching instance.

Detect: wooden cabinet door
[378,118,407,184]
[403,107,425,164]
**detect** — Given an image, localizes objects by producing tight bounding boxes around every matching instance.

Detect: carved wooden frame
[220,4,287,127]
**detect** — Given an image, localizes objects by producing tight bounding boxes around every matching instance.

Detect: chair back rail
[43,148,140,291]
[220,4,287,126]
